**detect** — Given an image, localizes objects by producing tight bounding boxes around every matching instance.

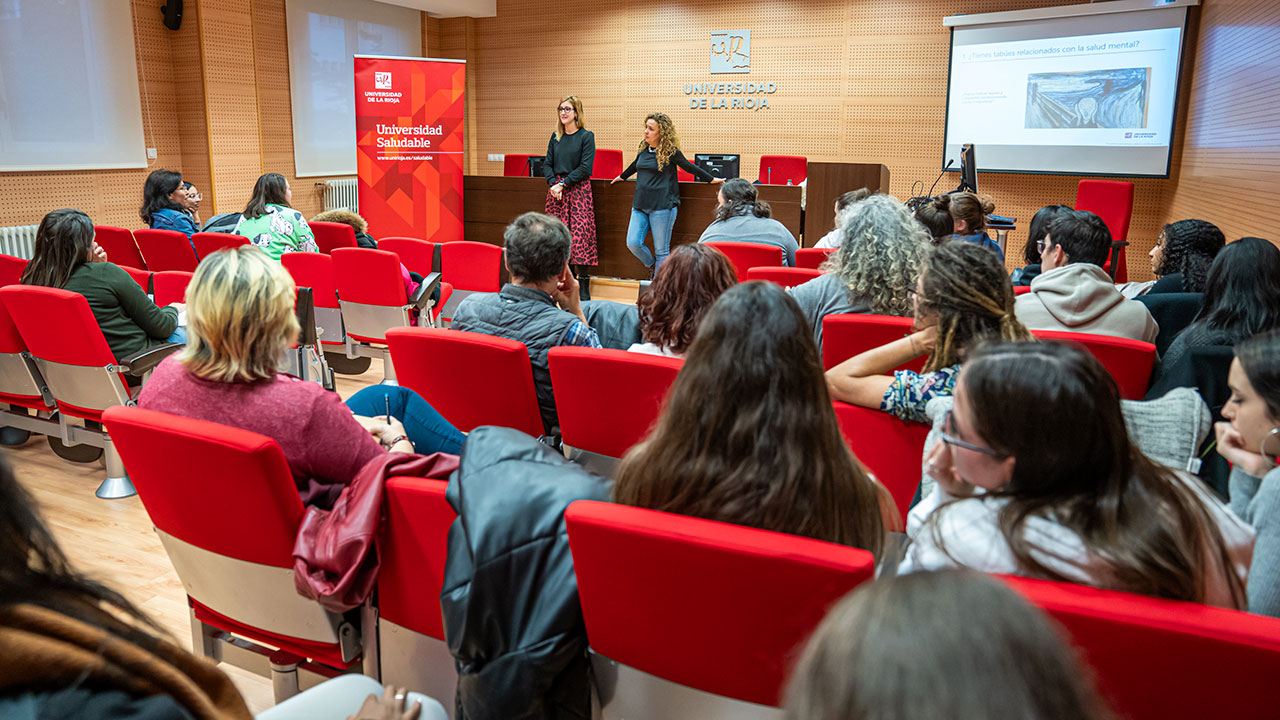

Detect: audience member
[233,172,317,260]
[181,181,202,226]
[138,247,464,509]
[452,212,601,436]
[1011,204,1069,287]
[21,209,184,361]
[784,570,1111,720]
[1147,219,1225,295]
[615,281,894,557]
[812,188,871,249]
[140,168,198,238]
[912,194,955,245]
[630,243,737,357]
[790,195,928,349]
[1217,329,1280,617]
[938,192,1002,260]
[826,242,1030,423]
[698,178,800,266]
[902,341,1252,608]
[1014,209,1158,342]
[310,209,379,248]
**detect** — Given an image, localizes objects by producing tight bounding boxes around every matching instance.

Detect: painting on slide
[1025,67,1150,129]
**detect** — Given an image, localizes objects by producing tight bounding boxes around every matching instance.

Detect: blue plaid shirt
[560,319,602,348]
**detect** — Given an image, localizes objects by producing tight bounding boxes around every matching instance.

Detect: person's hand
[346,686,420,720]
[925,441,975,499]
[908,325,937,356]
[710,177,725,184]
[369,417,408,445]
[91,242,109,263]
[610,175,623,185]
[168,302,186,312]
[550,183,564,200]
[1215,421,1275,478]
[552,272,582,316]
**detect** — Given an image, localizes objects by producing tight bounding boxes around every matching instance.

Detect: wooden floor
[10,279,638,715]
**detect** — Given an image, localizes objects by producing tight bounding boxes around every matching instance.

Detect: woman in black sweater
[611,112,721,275]
[544,95,597,299]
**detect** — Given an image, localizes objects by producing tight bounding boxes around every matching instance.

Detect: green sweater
[61,262,178,361]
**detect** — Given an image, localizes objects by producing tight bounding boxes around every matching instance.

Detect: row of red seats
[101,403,1280,718]
[505,152,809,186]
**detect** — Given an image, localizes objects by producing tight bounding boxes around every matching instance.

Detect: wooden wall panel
[199,0,262,216]
[174,0,212,208]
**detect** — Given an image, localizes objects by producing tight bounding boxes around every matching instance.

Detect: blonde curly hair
[822,195,929,316]
[638,112,681,170]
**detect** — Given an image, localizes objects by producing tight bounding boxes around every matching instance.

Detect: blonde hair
[179,247,299,383]
[555,95,585,140]
[638,112,681,170]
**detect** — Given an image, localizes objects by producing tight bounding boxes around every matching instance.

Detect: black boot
[578,269,591,301]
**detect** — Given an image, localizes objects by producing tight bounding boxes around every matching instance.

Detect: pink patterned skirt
[545,177,598,266]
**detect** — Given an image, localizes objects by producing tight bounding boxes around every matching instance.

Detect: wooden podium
[803,162,891,246]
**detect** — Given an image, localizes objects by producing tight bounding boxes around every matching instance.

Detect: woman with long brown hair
[614,281,892,557]
[629,243,737,357]
[903,341,1253,608]
[543,95,598,299]
[825,242,1031,423]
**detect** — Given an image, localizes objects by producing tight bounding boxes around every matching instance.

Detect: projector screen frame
[939,0,1199,180]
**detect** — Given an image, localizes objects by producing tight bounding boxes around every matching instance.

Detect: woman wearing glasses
[901,341,1253,608]
[544,95,597,300]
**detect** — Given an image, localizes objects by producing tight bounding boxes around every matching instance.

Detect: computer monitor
[955,143,977,193]
[694,154,740,180]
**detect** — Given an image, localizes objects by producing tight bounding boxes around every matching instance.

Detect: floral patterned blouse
[880,364,961,424]
[233,204,317,261]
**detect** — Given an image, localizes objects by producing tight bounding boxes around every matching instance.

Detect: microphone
[927,159,954,199]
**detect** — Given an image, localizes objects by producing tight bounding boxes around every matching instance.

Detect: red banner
[354,56,465,242]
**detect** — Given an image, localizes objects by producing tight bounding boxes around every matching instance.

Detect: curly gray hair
[821,195,929,316]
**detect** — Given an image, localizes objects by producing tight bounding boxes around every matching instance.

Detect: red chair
[101,406,373,701]
[310,221,359,254]
[548,347,682,465]
[1029,329,1156,400]
[1076,179,1134,283]
[676,166,694,182]
[1006,576,1280,720]
[192,232,249,259]
[439,241,503,323]
[152,271,193,307]
[795,247,835,270]
[503,153,536,177]
[701,241,784,278]
[832,401,927,525]
[280,252,370,376]
[134,229,199,272]
[0,286,180,498]
[757,155,807,185]
[0,254,27,286]
[1013,284,1032,295]
[745,266,822,288]
[566,500,875,716]
[0,295,57,448]
[386,327,544,437]
[377,477,459,711]
[822,314,923,373]
[123,266,153,293]
[592,149,624,179]
[378,237,440,277]
[94,226,147,270]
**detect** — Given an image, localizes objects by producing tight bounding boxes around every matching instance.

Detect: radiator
[0,225,38,259]
[323,178,359,213]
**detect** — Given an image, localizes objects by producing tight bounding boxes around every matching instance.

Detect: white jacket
[1014,263,1159,343]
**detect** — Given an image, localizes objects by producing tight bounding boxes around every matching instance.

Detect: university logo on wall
[710,30,750,74]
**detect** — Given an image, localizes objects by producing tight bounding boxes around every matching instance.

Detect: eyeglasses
[558,106,575,113]
[188,192,202,202]
[939,410,1003,457]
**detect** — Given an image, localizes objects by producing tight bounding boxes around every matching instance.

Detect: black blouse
[619,147,714,212]
[543,129,596,190]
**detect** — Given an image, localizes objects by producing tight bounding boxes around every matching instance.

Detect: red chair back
[331,248,406,307]
[566,500,875,708]
[378,477,455,641]
[822,314,923,372]
[386,327,544,437]
[795,247,835,269]
[310,221,359,254]
[676,166,694,182]
[281,252,339,308]
[152,271,194,307]
[503,153,535,177]
[745,265,822,288]
[1076,179,1134,283]
[1029,329,1156,400]
[192,232,249,259]
[548,347,682,458]
[134,229,198,272]
[1006,576,1280,720]
[0,254,27,286]
[94,226,147,270]
[1013,284,1032,295]
[0,298,49,411]
[123,267,153,293]
[440,240,503,292]
[592,149,624,179]
[832,401,927,525]
[378,237,439,277]
[701,241,783,279]
[758,155,807,185]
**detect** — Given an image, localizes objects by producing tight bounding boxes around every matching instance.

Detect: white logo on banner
[375,72,392,89]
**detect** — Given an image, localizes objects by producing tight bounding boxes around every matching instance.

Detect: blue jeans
[625,207,678,271]
[167,327,188,344]
[344,385,465,455]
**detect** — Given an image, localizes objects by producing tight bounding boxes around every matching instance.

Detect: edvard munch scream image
[1025,67,1151,129]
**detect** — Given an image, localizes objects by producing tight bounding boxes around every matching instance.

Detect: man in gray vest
[452,212,602,436]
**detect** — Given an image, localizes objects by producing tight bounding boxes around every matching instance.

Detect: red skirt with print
[545,177,598,266]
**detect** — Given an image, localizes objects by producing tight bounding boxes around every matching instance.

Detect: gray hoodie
[1014,263,1158,343]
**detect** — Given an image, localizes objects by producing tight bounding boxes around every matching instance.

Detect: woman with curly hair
[1147,218,1225,294]
[825,242,1031,423]
[789,195,929,349]
[629,243,737,357]
[611,112,722,275]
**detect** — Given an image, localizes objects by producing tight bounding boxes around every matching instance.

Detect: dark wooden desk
[803,162,891,246]
[464,176,802,280]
